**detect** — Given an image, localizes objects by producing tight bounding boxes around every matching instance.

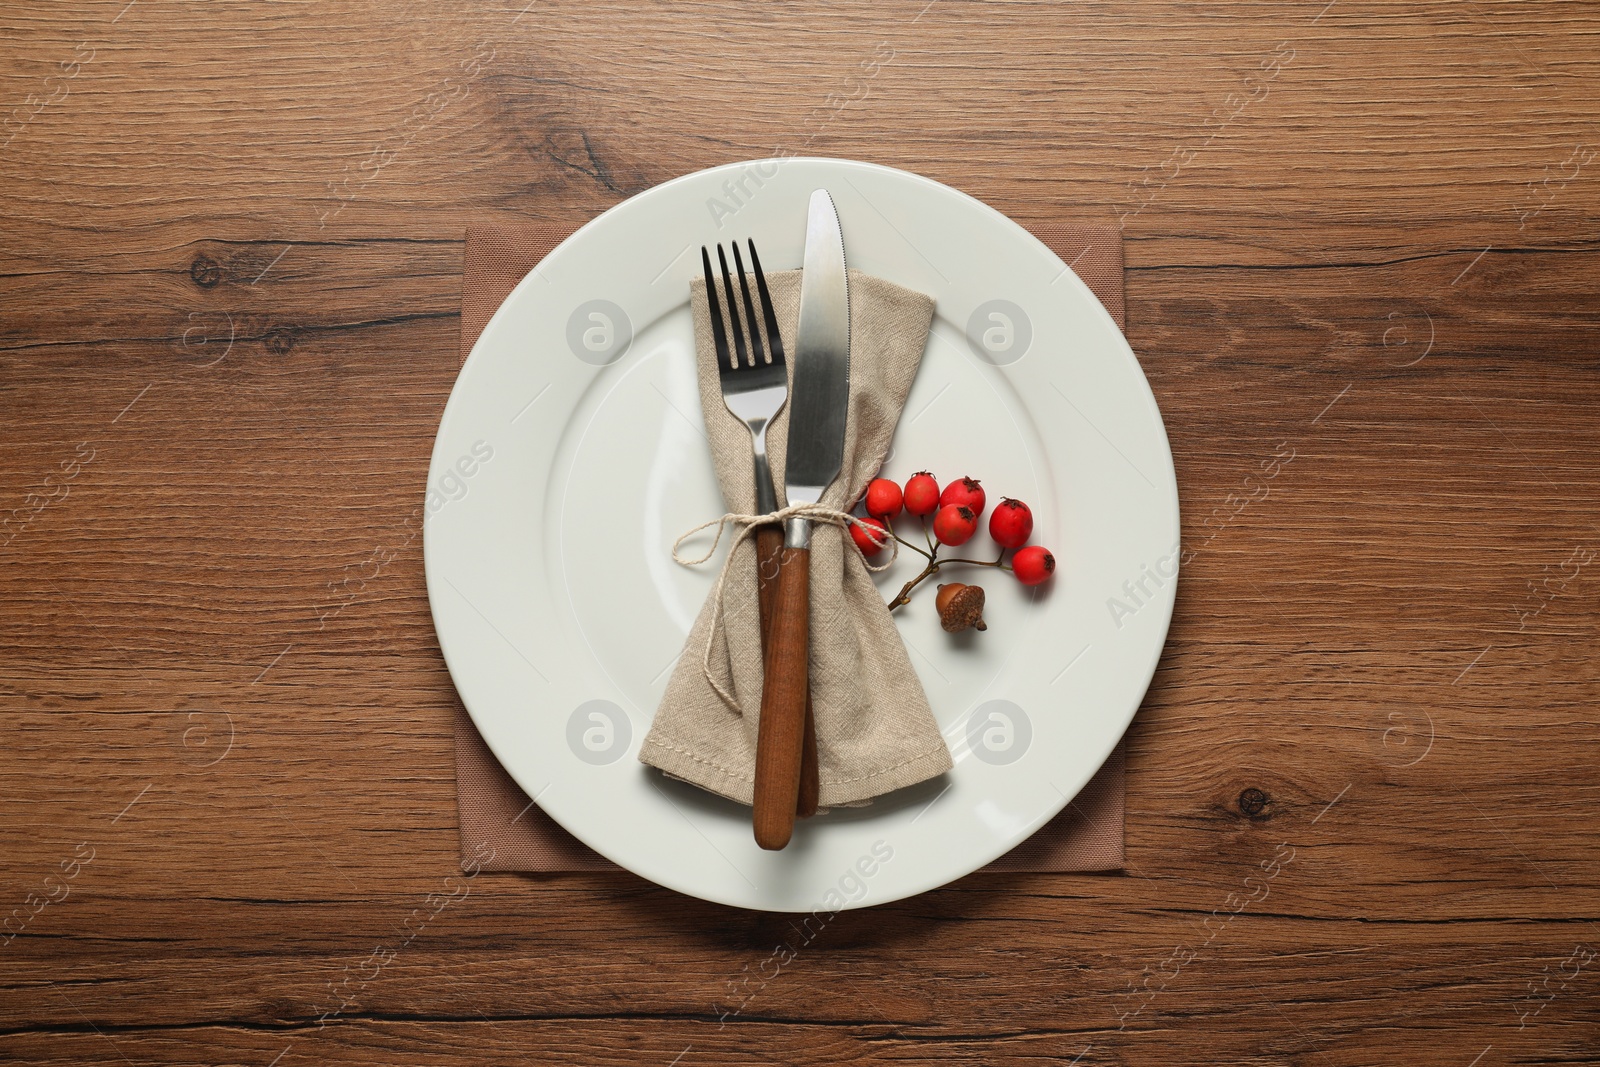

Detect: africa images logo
[1105,546,1181,630]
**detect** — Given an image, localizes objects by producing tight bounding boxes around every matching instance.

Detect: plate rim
[427,156,1179,910]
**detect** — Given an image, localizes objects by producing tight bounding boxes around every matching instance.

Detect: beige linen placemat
[453,220,1129,874]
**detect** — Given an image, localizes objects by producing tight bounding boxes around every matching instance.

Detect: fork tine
[716,245,750,369]
[746,239,786,367]
[701,247,734,371]
[730,243,767,367]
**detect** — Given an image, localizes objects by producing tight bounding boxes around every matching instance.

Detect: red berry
[850,516,889,556]
[932,504,978,546]
[1012,545,1055,586]
[939,476,986,517]
[988,498,1034,549]
[864,478,903,519]
[903,471,940,516]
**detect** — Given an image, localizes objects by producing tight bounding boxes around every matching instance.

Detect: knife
[752,189,850,850]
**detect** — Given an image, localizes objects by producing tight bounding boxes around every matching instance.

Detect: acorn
[935,583,987,633]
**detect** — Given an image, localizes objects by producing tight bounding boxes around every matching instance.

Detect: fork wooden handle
[797,698,819,818]
[752,540,809,850]
[755,524,819,819]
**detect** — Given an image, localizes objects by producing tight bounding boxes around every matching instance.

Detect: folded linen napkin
[639,269,954,807]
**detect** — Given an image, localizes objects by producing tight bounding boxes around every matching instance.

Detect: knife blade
[752,189,851,850]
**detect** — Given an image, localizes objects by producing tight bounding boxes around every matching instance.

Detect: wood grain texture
[752,544,810,850]
[756,523,821,818]
[3,0,1599,1063]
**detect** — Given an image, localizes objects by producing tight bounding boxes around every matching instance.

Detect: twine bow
[672,503,896,711]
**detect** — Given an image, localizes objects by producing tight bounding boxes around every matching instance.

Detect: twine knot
[671,503,896,710]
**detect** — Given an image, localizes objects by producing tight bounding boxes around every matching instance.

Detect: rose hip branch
[852,472,1056,634]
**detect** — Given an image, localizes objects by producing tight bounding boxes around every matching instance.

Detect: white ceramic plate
[426,158,1178,912]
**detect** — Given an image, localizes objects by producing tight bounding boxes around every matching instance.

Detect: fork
[702,240,820,818]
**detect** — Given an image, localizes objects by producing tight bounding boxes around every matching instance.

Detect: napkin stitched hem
[644,732,952,807]
[641,737,753,783]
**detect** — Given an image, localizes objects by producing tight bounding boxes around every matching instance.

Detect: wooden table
[4,2,1598,1062]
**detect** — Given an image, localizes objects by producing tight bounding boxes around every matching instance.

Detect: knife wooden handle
[755,524,782,635]
[753,542,809,850]
[755,524,819,820]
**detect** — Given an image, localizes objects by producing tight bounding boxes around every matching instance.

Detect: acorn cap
[935,583,987,633]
